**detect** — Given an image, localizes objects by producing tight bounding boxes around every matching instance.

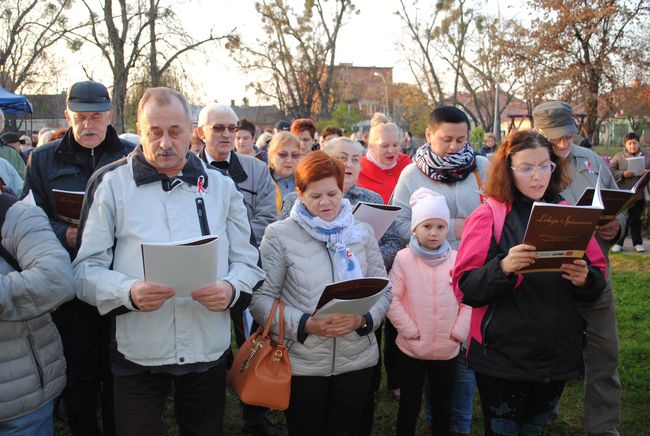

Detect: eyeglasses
[276,151,301,160]
[511,162,557,176]
[208,124,237,134]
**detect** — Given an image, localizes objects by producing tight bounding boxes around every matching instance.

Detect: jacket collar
[54,125,124,162]
[198,149,247,182]
[131,146,209,189]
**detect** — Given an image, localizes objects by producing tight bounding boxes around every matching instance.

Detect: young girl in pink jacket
[387,187,471,436]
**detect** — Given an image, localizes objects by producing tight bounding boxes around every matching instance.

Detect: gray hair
[137,87,191,124]
[322,137,365,155]
[198,103,238,127]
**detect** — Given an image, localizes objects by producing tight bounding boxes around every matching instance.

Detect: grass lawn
[55,254,650,435]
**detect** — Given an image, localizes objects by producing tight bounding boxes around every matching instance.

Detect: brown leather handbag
[227,299,291,410]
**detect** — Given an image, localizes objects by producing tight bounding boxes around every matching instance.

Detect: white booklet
[312,277,390,318]
[626,156,645,176]
[352,202,401,240]
[141,235,228,297]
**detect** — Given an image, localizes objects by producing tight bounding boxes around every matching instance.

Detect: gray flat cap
[532,101,578,139]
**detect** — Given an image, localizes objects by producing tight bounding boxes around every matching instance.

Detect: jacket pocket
[481,303,497,353]
[26,333,45,387]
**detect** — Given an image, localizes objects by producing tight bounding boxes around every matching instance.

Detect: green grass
[55,254,650,435]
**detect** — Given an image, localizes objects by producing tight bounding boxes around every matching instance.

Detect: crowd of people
[1,80,648,436]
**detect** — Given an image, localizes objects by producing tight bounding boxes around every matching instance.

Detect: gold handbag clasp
[240,341,264,372]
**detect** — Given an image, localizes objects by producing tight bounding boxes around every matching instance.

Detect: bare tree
[0,0,75,93]
[75,0,234,133]
[229,0,355,119]
[501,0,649,144]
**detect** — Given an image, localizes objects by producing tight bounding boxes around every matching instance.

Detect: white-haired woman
[358,114,411,204]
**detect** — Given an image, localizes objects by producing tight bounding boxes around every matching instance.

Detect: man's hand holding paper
[595,218,621,241]
[191,279,234,312]
[130,280,175,311]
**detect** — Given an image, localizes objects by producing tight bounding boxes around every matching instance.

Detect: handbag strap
[262,299,285,343]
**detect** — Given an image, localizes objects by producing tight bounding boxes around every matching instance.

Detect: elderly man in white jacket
[73,87,265,436]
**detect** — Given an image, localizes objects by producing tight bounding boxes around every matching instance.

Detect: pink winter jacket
[387,247,471,360]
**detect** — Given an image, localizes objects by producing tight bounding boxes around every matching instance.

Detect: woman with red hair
[250,151,391,436]
[291,118,317,155]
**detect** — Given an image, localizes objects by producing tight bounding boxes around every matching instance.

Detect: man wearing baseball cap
[21,81,133,435]
[533,101,623,436]
[0,109,26,178]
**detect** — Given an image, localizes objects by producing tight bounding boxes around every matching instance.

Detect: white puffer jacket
[250,218,391,376]
[0,200,74,420]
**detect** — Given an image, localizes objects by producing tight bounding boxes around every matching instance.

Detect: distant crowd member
[250,151,391,436]
[0,132,28,163]
[358,113,410,204]
[388,188,470,436]
[0,195,75,436]
[291,118,318,153]
[320,125,343,146]
[37,127,54,148]
[268,131,301,214]
[609,132,649,253]
[453,129,607,435]
[197,103,276,246]
[274,119,291,134]
[402,131,416,157]
[73,87,265,436]
[0,157,23,195]
[478,133,498,157]
[256,131,273,150]
[389,106,489,435]
[0,109,26,178]
[21,80,133,436]
[50,127,68,142]
[234,118,256,155]
[533,101,623,435]
[20,134,34,155]
[190,129,205,155]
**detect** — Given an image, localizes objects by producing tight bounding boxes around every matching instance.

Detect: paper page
[313,292,384,318]
[626,156,645,176]
[141,235,228,297]
[352,202,401,240]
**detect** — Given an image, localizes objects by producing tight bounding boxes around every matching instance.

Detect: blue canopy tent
[0,87,33,133]
[0,87,33,114]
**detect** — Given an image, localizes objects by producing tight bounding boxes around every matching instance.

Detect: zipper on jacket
[27,334,45,387]
[481,303,497,354]
[324,243,337,373]
[91,147,96,170]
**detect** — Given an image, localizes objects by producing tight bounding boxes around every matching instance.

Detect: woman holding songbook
[452,130,607,435]
[250,151,392,436]
[608,132,650,253]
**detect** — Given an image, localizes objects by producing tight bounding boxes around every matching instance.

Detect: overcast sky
[54,0,519,106]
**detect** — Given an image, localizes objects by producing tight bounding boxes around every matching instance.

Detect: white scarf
[366,149,398,170]
[290,198,367,281]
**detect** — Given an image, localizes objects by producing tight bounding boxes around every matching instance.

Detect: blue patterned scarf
[290,198,366,281]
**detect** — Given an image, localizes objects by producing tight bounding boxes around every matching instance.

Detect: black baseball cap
[1,132,20,144]
[274,120,291,131]
[67,81,112,112]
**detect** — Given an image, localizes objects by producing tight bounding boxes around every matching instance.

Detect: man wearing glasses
[533,101,623,436]
[196,103,276,246]
[21,81,133,436]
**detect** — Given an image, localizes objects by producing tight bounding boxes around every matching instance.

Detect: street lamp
[373,72,389,116]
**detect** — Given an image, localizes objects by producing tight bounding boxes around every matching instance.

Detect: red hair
[290,118,316,139]
[295,150,344,192]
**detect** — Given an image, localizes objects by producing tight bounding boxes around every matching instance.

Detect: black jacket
[458,193,606,382]
[20,126,133,254]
